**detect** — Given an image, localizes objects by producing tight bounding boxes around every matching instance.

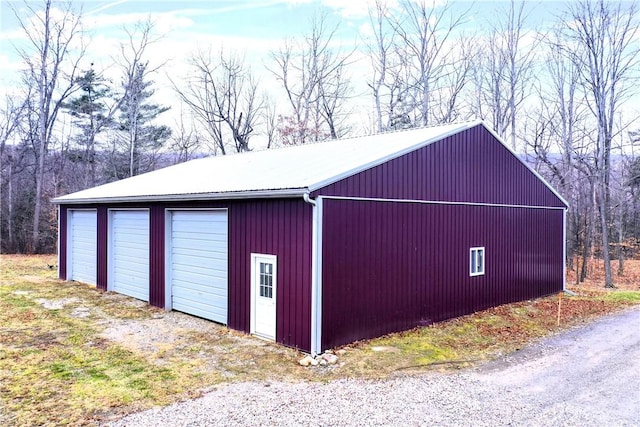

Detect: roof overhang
[51,188,308,205]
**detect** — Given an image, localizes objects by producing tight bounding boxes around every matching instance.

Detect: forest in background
[0,0,639,288]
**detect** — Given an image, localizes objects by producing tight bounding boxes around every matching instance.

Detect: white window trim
[470,246,485,277]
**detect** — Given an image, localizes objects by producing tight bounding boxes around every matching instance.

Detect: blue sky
[0,0,580,137]
[0,0,565,74]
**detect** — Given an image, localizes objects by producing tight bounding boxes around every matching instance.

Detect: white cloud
[321,0,405,19]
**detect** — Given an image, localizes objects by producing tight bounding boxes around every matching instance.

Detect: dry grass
[0,255,324,426]
[1,254,639,426]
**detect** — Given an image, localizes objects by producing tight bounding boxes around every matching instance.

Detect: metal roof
[53,121,481,204]
[52,120,567,206]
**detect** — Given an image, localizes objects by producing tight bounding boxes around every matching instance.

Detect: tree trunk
[617,213,624,276]
[580,214,590,283]
[597,184,614,288]
[32,76,49,253]
[7,159,14,250]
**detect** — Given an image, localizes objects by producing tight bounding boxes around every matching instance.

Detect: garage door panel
[168,210,228,324]
[113,253,149,265]
[73,244,96,263]
[174,217,227,232]
[172,269,226,286]
[172,227,227,236]
[173,296,227,323]
[112,236,148,248]
[171,248,219,262]
[171,254,227,271]
[171,233,227,246]
[172,301,226,323]
[110,210,149,302]
[173,285,227,303]
[68,210,97,285]
[72,240,95,252]
[112,263,148,278]
[172,276,227,294]
[172,265,227,280]
[112,271,148,288]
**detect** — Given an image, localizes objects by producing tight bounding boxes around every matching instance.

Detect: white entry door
[250,253,277,340]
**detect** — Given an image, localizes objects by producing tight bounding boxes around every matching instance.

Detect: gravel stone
[105,306,640,427]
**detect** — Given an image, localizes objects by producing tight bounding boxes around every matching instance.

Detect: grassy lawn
[1,254,639,426]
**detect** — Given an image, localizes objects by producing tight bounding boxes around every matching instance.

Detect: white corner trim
[57,205,61,279]
[164,208,172,311]
[563,208,567,291]
[310,196,323,356]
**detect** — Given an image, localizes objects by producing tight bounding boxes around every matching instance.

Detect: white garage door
[109,210,149,302]
[168,210,228,324]
[67,209,97,285]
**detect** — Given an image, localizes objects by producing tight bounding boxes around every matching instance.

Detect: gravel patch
[106,307,640,427]
[34,297,79,310]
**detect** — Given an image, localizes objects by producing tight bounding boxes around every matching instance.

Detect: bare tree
[169,106,202,163]
[365,0,414,132]
[0,95,28,252]
[0,96,27,161]
[268,12,353,144]
[559,0,640,287]
[471,0,537,150]
[263,97,278,149]
[173,49,262,154]
[526,31,593,279]
[388,0,471,127]
[366,0,393,133]
[13,0,84,253]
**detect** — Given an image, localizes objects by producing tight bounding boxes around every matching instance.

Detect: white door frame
[250,253,277,340]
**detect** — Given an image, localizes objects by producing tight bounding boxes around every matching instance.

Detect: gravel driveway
[106,306,640,426]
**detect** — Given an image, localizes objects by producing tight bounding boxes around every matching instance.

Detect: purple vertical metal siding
[58,205,68,280]
[228,199,313,351]
[315,125,565,208]
[59,199,313,351]
[320,199,564,349]
[149,205,166,308]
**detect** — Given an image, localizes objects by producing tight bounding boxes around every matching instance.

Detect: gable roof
[52,120,567,207]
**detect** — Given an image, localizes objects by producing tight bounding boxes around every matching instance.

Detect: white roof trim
[52,188,306,204]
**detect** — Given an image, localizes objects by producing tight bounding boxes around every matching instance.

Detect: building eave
[52,188,308,205]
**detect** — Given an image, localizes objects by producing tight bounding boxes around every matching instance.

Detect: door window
[259,262,274,298]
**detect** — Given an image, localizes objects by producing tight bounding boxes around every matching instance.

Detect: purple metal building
[53,121,567,354]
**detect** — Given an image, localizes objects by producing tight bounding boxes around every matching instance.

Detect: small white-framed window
[470,247,485,277]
